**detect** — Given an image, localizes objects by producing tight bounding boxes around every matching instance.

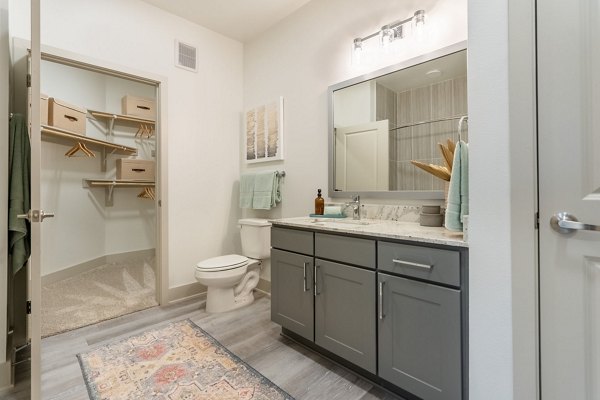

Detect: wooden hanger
[65,142,95,158]
[136,124,155,139]
[137,187,155,200]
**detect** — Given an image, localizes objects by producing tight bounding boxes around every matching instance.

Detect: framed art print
[245,96,283,163]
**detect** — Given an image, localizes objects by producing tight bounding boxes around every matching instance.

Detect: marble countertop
[270,217,468,248]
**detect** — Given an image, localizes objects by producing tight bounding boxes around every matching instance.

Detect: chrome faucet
[344,195,361,220]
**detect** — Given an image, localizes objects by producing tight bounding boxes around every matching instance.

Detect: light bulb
[352,38,363,65]
[380,25,394,49]
[413,10,426,40]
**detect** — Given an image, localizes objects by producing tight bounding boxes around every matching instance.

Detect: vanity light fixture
[353,9,426,64]
[353,38,363,64]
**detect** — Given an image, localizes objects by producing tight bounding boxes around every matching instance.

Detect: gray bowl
[420,213,444,227]
[421,205,441,215]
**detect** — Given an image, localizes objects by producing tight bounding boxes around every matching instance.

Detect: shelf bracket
[108,115,116,136]
[100,147,118,172]
[105,182,116,207]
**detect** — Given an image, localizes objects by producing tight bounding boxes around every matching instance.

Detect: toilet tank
[239,218,272,259]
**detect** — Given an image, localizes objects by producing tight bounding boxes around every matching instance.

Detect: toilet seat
[196,254,249,272]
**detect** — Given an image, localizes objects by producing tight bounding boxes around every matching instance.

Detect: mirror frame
[328,40,468,199]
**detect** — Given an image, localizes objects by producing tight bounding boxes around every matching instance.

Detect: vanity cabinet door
[314,259,376,374]
[378,273,462,400]
[271,249,314,341]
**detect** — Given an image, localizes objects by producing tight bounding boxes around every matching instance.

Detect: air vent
[175,40,197,72]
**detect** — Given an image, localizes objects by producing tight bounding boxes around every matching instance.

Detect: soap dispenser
[315,189,325,215]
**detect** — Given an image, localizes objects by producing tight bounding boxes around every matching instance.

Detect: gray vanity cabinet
[314,259,376,373]
[271,225,468,400]
[378,270,462,400]
[271,248,314,341]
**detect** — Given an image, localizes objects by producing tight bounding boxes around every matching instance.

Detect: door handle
[550,212,600,234]
[303,262,309,292]
[378,281,385,320]
[40,211,55,221]
[17,210,55,222]
[314,265,321,296]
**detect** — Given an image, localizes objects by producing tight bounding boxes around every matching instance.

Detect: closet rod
[390,115,468,131]
[85,181,155,187]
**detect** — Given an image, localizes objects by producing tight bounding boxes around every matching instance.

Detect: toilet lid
[196,254,249,272]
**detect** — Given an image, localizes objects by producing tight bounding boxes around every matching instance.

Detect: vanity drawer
[315,233,375,269]
[378,241,460,287]
[271,227,314,255]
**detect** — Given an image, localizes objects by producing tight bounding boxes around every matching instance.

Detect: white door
[538,0,600,398]
[29,0,42,398]
[335,120,389,191]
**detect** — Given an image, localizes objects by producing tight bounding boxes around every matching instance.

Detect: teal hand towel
[460,142,469,221]
[252,171,281,210]
[239,173,255,208]
[445,141,468,231]
[8,114,31,274]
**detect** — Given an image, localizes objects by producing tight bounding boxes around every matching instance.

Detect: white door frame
[507,0,540,398]
[35,43,170,306]
[468,0,539,398]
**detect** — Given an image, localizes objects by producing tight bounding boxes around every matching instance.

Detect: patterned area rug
[42,256,157,337]
[77,319,294,400]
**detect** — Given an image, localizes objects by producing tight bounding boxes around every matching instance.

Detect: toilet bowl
[195,219,271,313]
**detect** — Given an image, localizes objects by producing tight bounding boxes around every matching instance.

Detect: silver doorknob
[16,210,55,222]
[550,212,600,234]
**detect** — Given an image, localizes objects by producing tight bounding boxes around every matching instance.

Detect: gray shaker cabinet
[378,273,462,400]
[271,226,468,400]
[314,259,376,373]
[271,248,314,341]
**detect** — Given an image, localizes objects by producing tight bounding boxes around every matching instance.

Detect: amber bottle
[315,189,325,215]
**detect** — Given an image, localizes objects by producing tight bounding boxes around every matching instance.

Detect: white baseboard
[168,279,270,304]
[256,278,271,295]
[168,282,207,304]
[42,248,156,285]
[0,360,12,392]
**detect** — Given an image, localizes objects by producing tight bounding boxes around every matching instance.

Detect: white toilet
[195,218,271,313]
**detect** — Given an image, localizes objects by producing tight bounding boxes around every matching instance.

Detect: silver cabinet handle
[551,212,600,234]
[314,265,320,295]
[379,281,385,320]
[392,258,432,270]
[303,262,309,292]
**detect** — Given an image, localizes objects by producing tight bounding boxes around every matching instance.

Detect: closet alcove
[38,51,165,337]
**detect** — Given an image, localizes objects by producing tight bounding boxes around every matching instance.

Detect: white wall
[10,0,244,289]
[242,0,467,218]
[468,0,538,398]
[242,0,467,281]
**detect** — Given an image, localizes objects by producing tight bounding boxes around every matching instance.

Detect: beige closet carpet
[42,257,158,337]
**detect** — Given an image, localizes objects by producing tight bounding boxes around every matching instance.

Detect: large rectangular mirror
[328,41,467,199]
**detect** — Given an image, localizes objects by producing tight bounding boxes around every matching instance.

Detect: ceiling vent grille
[175,40,197,72]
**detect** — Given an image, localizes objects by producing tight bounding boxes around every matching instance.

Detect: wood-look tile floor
[1,295,402,400]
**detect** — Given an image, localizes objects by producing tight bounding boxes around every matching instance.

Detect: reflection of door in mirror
[335,121,389,191]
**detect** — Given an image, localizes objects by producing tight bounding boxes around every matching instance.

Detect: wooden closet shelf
[41,125,138,156]
[82,179,156,207]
